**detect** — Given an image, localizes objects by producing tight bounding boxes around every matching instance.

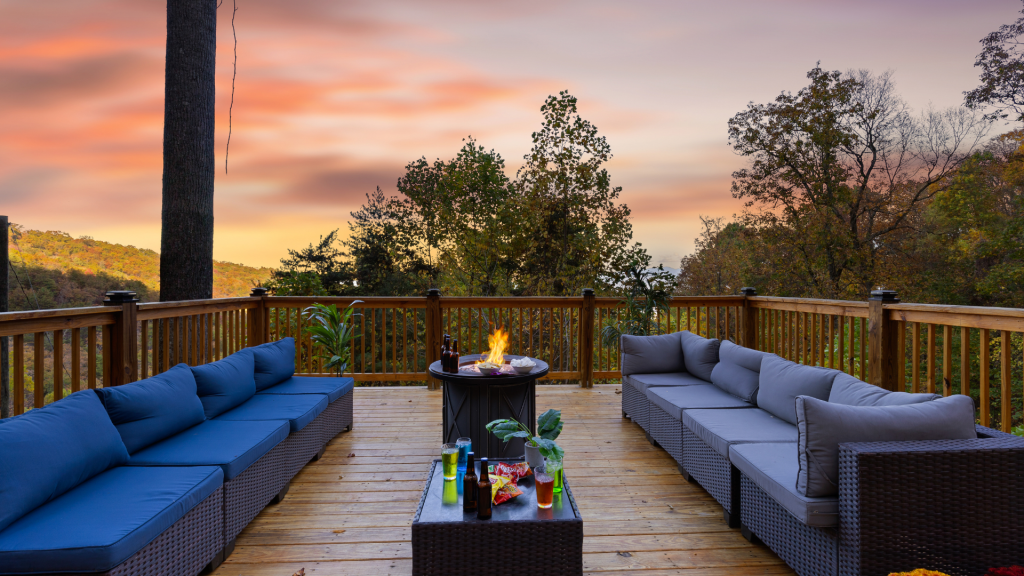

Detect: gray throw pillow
[796,395,977,497]
[828,372,941,406]
[756,356,839,424]
[620,332,685,376]
[710,341,772,403]
[680,331,720,382]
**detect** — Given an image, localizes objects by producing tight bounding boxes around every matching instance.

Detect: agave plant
[302,301,362,375]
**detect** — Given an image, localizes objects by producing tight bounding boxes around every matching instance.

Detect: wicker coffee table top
[412,458,582,524]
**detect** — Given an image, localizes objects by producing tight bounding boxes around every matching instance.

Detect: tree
[269,230,352,295]
[677,217,751,296]
[965,2,1024,122]
[728,66,989,299]
[515,91,635,295]
[159,0,217,302]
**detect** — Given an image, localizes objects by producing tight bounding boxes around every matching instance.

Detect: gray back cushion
[711,341,772,403]
[757,356,839,425]
[679,331,720,382]
[620,332,685,376]
[796,395,977,497]
[828,372,941,406]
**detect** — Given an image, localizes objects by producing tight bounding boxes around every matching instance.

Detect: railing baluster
[960,326,970,399]
[140,320,149,378]
[1000,331,1011,432]
[89,327,98,387]
[13,334,24,415]
[980,328,990,427]
[942,325,953,397]
[34,332,45,408]
[912,323,921,393]
[927,324,936,395]
[53,330,64,401]
[72,328,81,392]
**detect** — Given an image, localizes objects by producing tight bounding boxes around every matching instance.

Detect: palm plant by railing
[303,301,362,375]
[600,264,675,348]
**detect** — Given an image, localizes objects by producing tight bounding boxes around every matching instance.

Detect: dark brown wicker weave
[46,486,225,576]
[322,389,354,446]
[411,459,583,576]
[223,442,289,542]
[649,402,683,466]
[740,475,837,576]
[837,433,1024,576]
[682,424,739,526]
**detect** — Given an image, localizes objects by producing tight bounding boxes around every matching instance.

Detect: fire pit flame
[475,328,509,369]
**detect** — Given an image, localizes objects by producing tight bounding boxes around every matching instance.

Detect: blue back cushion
[251,337,296,391]
[711,341,773,403]
[95,364,206,454]
[0,391,129,532]
[756,355,840,425]
[191,349,256,419]
[620,332,685,376]
[680,331,720,382]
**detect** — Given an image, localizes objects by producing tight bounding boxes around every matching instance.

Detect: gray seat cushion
[711,341,773,403]
[628,372,707,394]
[757,356,840,425]
[680,331,720,381]
[730,442,839,528]
[621,332,685,376]
[795,395,978,497]
[646,385,751,420]
[828,372,941,406]
[683,408,797,459]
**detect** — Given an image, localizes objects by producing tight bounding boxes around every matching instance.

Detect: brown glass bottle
[441,334,451,371]
[449,339,460,373]
[462,451,477,512]
[477,457,492,520]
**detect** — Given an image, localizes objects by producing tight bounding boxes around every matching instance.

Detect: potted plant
[600,259,675,348]
[486,409,564,468]
[303,301,362,375]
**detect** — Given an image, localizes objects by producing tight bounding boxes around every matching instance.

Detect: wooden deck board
[215,385,793,575]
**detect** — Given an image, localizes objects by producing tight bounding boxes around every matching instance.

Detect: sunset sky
[0,0,1019,270]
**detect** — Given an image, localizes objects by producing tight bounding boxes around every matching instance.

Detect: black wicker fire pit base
[430,354,549,459]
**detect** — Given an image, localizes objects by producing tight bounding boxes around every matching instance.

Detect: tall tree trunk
[160,0,217,303]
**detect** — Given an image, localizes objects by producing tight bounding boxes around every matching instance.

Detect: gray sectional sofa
[620,331,1024,576]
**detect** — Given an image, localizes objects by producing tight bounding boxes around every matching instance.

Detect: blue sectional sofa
[0,337,354,575]
[620,330,1024,576]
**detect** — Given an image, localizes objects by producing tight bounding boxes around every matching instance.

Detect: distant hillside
[6,227,273,310]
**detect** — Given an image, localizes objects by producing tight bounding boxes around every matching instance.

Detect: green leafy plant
[302,301,363,375]
[1012,425,1023,438]
[486,409,564,459]
[601,260,675,347]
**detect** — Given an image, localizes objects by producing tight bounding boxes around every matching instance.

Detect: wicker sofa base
[649,403,683,465]
[682,425,739,526]
[322,389,354,446]
[621,379,649,431]
[223,442,290,541]
[40,486,225,576]
[281,417,327,482]
[741,475,837,576]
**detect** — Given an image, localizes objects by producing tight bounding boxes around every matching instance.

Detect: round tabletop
[428,354,549,386]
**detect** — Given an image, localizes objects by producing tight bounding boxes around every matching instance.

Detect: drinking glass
[535,467,555,509]
[441,443,459,480]
[544,456,563,494]
[442,478,458,505]
[456,437,472,472]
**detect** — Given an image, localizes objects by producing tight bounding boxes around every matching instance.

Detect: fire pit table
[429,354,549,459]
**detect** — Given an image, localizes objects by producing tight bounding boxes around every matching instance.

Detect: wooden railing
[1,288,1021,432]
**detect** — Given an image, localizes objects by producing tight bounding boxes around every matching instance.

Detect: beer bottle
[441,334,451,372]
[462,451,477,512]
[477,457,492,520]
[450,339,460,373]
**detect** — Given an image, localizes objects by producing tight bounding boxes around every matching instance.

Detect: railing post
[740,287,757,350]
[868,289,900,391]
[579,288,595,389]
[249,287,268,346]
[103,291,139,386]
[426,289,442,391]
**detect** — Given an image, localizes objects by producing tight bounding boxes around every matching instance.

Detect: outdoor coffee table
[411,458,583,576]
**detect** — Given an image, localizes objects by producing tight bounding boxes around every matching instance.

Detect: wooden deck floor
[212,384,794,576]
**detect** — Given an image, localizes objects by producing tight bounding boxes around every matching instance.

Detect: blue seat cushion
[127,420,289,480]
[0,466,223,573]
[0,391,129,533]
[257,376,354,403]
[683,408,797,459]
[215,393,328,432]
[646,385,751,420]
[730,442,838,528]
[627,372,708,394]
[191,349,257,419]
[251,337,296,391]
[95,364,207,454]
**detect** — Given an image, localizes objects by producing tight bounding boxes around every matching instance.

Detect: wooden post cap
[427,288,441,296]
[250,287,269,297]
[740,287,757,296]
[582,288,595,296]
[103,291,139,305]
[869,289,899,302]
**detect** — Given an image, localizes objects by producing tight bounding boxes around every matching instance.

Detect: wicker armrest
[837,437,1024,576]
[975,423,1022,439]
